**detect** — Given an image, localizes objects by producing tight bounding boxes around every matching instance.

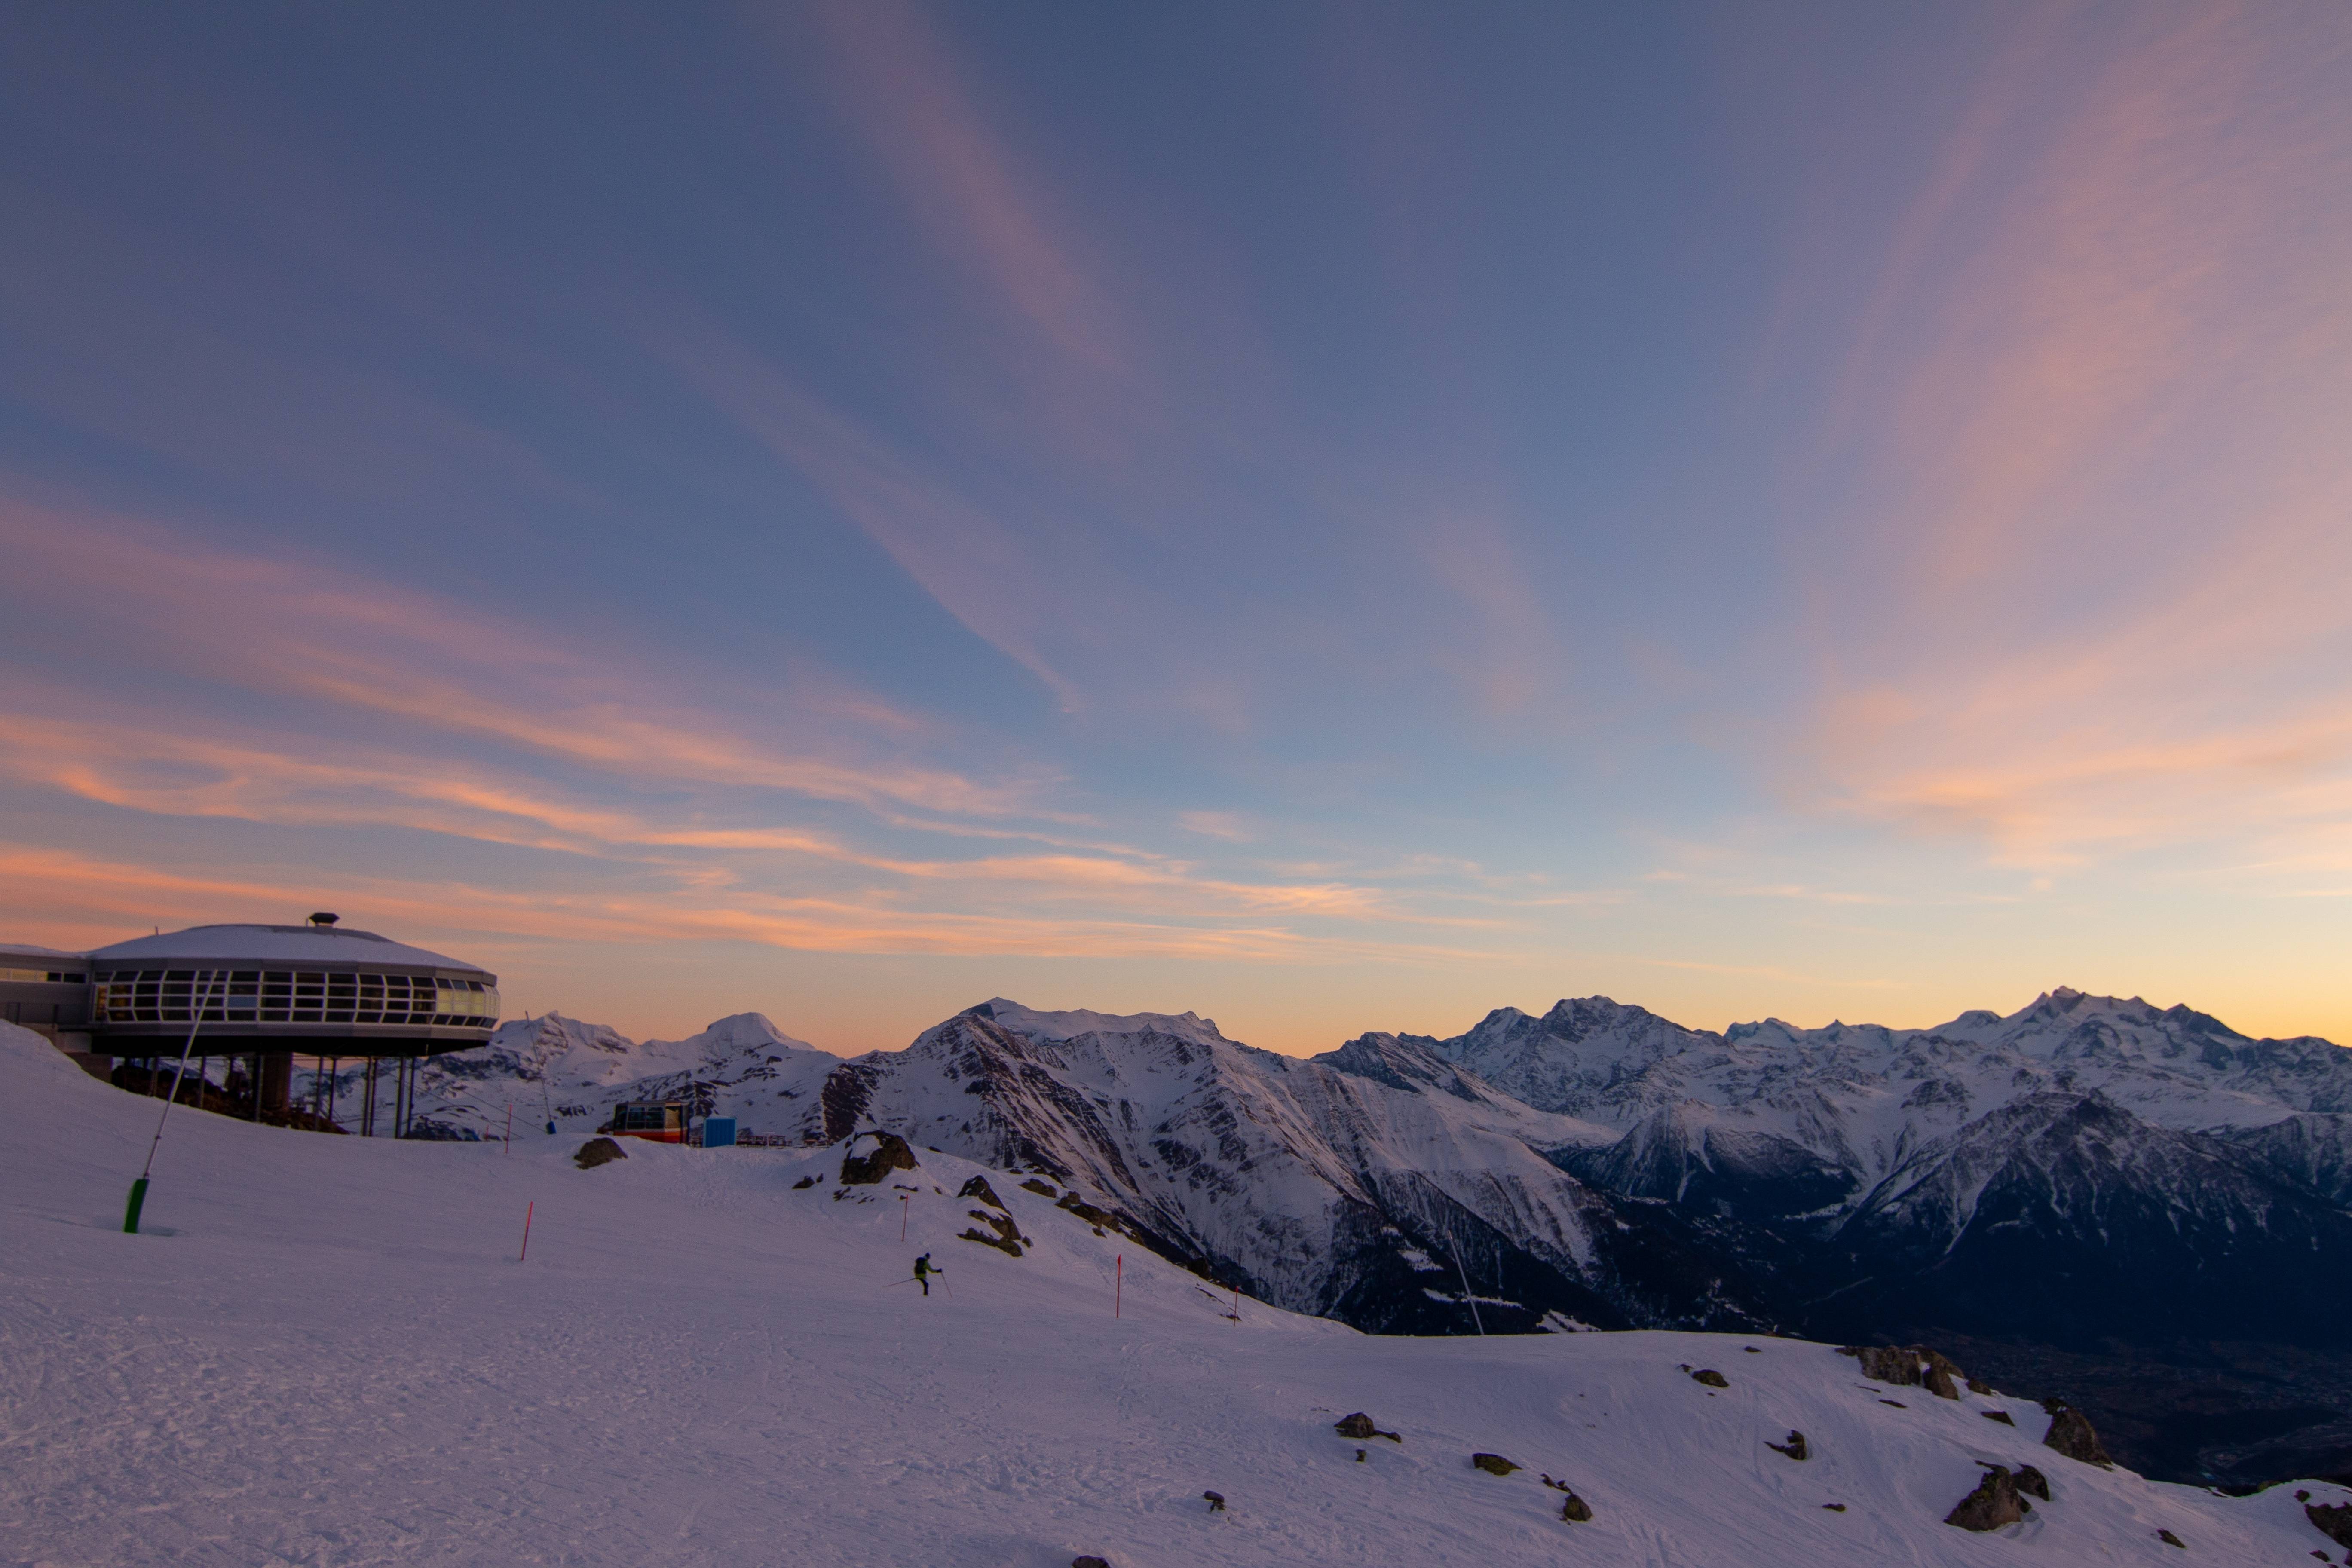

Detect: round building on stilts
[63,915,499,1135]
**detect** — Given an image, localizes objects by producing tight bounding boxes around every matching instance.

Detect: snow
[1430,988,2352,1206]
[5,1019,2343,1567]
[83,923,488,971]
[301,1011,840,1142]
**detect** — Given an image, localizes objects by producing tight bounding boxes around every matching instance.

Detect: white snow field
[2,1023,2340,1567]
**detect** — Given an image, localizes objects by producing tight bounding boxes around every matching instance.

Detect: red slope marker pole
[519,1200,534,1262]
[1115,1255,1122,1319]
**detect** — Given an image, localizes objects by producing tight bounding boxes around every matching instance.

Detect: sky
[4,2,2350,1056]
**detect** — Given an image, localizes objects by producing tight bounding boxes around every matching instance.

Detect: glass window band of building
[90,969,500,1028]
[0,967,87,983]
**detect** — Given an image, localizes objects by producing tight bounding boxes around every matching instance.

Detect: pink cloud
[1783,9,2352,874]
[0,496,1044,819]
[0,843,1496,966]
[779,0,1128,377]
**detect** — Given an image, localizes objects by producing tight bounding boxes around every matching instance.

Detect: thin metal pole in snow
[125,970,224,1233]
[518,1201,534,1262]
[1115,1256,1122,1319]
[505,1104,513,1154]
[900,1194,910,1242]
[1452,1244,1487,1337]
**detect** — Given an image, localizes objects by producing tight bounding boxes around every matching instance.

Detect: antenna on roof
[309,912,339,927]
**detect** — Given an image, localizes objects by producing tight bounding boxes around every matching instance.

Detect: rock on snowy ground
[0,1020,2342,1567]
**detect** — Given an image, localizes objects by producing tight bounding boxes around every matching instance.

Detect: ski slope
[2,1022,2340,1567]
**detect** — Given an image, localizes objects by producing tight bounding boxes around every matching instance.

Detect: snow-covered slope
[6,1018,2343,1568]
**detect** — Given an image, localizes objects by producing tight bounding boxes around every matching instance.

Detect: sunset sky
[5,3,2349,1054]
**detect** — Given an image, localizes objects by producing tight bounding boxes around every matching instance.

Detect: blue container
[702,1117,737,1148]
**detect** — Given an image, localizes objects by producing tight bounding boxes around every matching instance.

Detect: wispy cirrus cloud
[0,496,1516,962]
[1786,6,2352,876]
[0,497,1043,818]
[0,842,1494,967]
[655,331,1093,712]
[784,0,1130,377]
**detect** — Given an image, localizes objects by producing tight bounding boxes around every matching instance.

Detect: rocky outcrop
[958,1173,1005,1208]
[958,1209,1027,1256]
[819,1063,878,1142]
[2043,1404,2113,1467]
[1470,1453,1519,1475]
[1690,1368,1728,1388]
[839,1130,918,1185]
[1945,1466,2024,1531]
[1767,1430,1808,1461]
[2014,1466,2050,1501]
[574,1137,626,1169]
[1335,1412,1400,1442]
[2307,1501,2352,1549]
[1839,1344,1964,1398]
[1539,1473,1595,1522]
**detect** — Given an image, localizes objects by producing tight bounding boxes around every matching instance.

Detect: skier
[913,1253,939,1297]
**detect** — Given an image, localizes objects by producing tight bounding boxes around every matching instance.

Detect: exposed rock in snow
[2308,1501,2352,1549]
[2045,1404,2115,1468]
[1943,1465,2024,1530]
[839,1130,919,1185]
[573,1136,626,1170]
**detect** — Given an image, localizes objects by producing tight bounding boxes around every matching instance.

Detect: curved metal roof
[86,924,493,977]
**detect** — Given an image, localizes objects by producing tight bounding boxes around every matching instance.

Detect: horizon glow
[4,5,2349,1056]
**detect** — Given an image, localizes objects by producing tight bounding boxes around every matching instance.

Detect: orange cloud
[0,496,1047,820]
[0,844,1497,967]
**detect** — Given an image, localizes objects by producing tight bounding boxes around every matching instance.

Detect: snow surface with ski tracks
[1,1023,2337,1566]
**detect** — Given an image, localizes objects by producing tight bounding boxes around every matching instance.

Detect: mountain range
[380,986,2352,1485]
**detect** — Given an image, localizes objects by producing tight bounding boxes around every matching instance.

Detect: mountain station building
[1,916,499,1134]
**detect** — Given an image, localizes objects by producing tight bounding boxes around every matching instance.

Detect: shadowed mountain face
[774,1003,1770,1337]
[420,987,2352,1485]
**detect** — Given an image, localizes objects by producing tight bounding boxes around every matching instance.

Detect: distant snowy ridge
[388,983,2352,1485]
[306,1010,839,1139]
